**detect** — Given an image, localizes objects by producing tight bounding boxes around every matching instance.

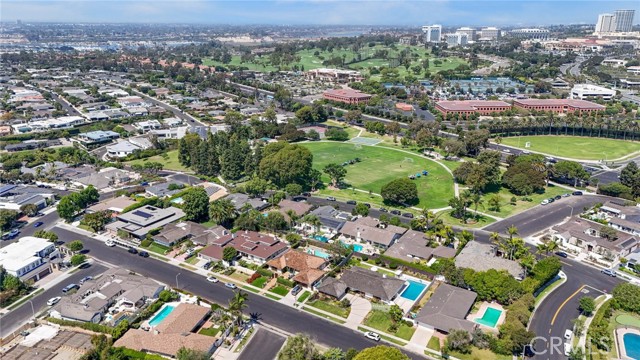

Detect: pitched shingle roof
[339,267,405,301]
[415,283,477,333]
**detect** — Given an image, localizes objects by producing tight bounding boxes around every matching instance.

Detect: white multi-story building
[445,33,469,47]
[0,236,58,282]
[570,84,616,101]
[456,27,476,41]
[422,24,442,44]
[595,13,616,34]
[509,28,550,40]
[614,9,635,32]
[480,27,501,40]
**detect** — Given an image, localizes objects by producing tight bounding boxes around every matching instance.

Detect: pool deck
[615,327,640,360]
[394,276,431,314]
[144,301,180,329]
[467,302,506,332]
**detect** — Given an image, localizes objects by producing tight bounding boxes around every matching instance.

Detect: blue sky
[2,1,639,26]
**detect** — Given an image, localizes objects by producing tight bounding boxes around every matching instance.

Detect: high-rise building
[480,27,501,40]
[614,9,635,32]
[422,24,442,44]
[445,33,469,47]
[456,27,477,41]
[595,13,616,33]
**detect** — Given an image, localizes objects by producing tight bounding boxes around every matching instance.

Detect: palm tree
[519,252,536,276]
[301,214,321,234]
[417,207,437,231]
[285,209,299,227]
[507,225,519,241]
[490,232,506,257]
[469,192,484,221]
[536,237,559,255]
[228,290,249,325]
[209,199,237,227]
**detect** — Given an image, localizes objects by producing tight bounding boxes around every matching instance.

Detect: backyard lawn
[126,150,190,172]
[500,136,640,161]
[307,299,350,318]
[304,142,454,209]
[363,310,416,341]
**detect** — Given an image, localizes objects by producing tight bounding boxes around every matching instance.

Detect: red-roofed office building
[435,100,511,117]
[198,231,288,265]
[322,88,372,105]
[513,99,605,113]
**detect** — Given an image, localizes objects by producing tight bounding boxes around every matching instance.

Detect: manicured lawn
[265,293,281,300]
[304,307,347,324]
[615,313,640,327]
[479,184,570,218]
[229,272,250,282]
[355,261,397,276]
[363,310,416,341]
[304,142,454,209]
[142,242,171,255]
[242,285,260,293]
[251,276,268,288]
[200,220,217,228]
[437,210,497,228]
[324,120,360,139]
[198,327,221,337]
[449,347,512,360]
[307,299,350,318]
[270,285,289,296]
[185,256,199,265]
[427,336,441,351]
[126,150,191,172]
[500,135,640,161]
[297,291,311,303]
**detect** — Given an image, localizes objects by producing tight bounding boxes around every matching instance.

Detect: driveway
[238,327,286,360]
[345,294,371,328]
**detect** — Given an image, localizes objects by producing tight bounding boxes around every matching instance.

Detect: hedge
[257,268,273,277]
[47,317,114,335]
[276,277,295,288]
[119,348,166,360]
[378,255,437,276]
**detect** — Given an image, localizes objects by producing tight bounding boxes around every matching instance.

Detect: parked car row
[541,192,582,205]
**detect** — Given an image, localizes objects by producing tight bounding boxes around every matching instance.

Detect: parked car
[105,240,115,247]
[62,283,79,293]
[326,196,336,201]
[402,212,414,218]
[379,207,388,213]
[364,331,380,341]
[6,229,20,239]
[346,200,357,205]
[390,210,401,215]
[601,268,617,277]
[362,203,371,208]
[562,193,571,198]
[302,192,311,197]
[33,221,44,228]
[572,191,583,196]
[554,195,562,200]
[292,285,302,296]
[555,251,568,258]
[128,247,138,255]
[541,199,549,205]
[47,297,61,306]
[203,261,212,270]
[225,282,237,289]
[292,196,307,202]
[138,251,149,258]
[79,276,93,284]
[207,276,219,283]
[564,329,573,340]
[547,198,555,203]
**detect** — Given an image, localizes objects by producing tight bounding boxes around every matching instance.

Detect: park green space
[363,310,416,341]
[500,136,640,161]
[437,210,497,228]
[126,150,190,172]
[479,184,569,218]
[303,142,454,209]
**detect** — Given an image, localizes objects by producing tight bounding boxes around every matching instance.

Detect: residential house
[198,230,288,265]
[191,225,230,247]
[87,196,137,214]
[455,241,525,279]
[0,236,58,282]
[415,283,478,334]
[0,184,55,211]
[267,250,328,289]
[71,167,139,191]
[301,205,350,236]
[106,206,186,239]
[106,141,143,158]
[599,201,640,236]
[145,182,185,198]
[77,130,120,145]
[278,199,312,222]
[317,267,405,304]
[384,230,456,262]
[153,221,208,247]
[225,193,269,212]
[340,217,407,251]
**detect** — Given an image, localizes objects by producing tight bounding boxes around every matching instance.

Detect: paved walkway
[259,278,278,295]
[407,325,434,354]
[345,294,371,328]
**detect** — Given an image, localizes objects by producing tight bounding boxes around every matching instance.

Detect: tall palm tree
[209,199,237,227]
[285,209,299,227]
[490,232,504,256]
[520,252,536,276]
[417,208,437,231]
[507,225,519,241]
[536,237,559,255]
[228,290,249,325]
[470,192,484,221]
[301,214,321,234]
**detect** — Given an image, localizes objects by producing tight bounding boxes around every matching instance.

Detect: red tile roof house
[435,100,511,118]
[322,88,372,105]
[266,250,329,289]
[198,231,289,266]
[513,98,605,113]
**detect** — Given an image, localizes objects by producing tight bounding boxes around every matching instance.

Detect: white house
[0,236,58,282]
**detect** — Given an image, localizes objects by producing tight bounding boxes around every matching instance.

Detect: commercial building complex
[595,13,617,34]
[513,99,606,113]
[322,88,371,105]
[422,24,442,43]
[614,10,635,32]
[435,100,511,117]
[455,27,477,41]
[479,27,501,41]
[445,33,469,47]
[570,84,616,101]
[509,28,550,40]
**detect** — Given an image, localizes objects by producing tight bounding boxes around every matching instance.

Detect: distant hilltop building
[445,33,469,47]
[509,28,550,40]
[422,24,442,44]
[479,27,501,41]
[595,9,635,35]
[456,27,477,41]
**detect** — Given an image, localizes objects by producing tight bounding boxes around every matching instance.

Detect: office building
[570,84,616,101]
[595,13,616,33]
[445,33,469,47]
[422,24,442,43]
[614,10,635,32]
[435,100,511,117]
[480,27,501,40]
[513,99,606,114]
[456,27,477,41]
[509,28,550,40]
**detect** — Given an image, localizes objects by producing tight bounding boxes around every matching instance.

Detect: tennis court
[349,137,382,146]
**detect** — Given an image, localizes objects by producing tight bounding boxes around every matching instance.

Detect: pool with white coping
[616,327,640,360]
[147,302,180,327]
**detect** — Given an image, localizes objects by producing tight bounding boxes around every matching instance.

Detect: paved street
[238,327,286,360]
[0,263,107,338]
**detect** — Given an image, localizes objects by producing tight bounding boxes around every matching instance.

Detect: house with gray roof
[598,200,640,237]
[455,241,525,279]
[340,217,406,251]
[316,277,349,300]
[77,130,120,145]
[106,205,185,239]
[225,193,269,212]
[319,267,406,304]
[302,205,350,235]
[415,283,478,334]
[384,230,456,262]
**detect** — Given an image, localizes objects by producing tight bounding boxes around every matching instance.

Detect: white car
[541,199,549,205]
[105,240,115,247]
[47,297,61,306]
[564,329,573,340]
[206,276,219,283]
[364,331,380,342]
[225,283,237,289]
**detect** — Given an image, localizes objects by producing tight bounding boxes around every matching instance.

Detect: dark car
[390,209,401,215]
[346,200,357,205]
[554,195,562,200]
[138,251,149,258]
[573,191,583,196]
[291,285,302,296]
[402,212,414,218]
[363,203,371,208]
[292,196,307,202]
[33,221,44,228]
[379,207,388,213]
[128,247,138,255]
[302,192,311,197]
[547,198,555,203]
[555,251,568,258]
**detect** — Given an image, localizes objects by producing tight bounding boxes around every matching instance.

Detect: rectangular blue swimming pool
[313,235,329,243]
[624,333,640,360]
[474,307,503,328]
[400,280,427,301]
[148,304,176,326]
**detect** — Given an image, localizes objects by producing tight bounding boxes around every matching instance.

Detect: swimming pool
[148,304,176,327]
[400,280,427,301]
[353,244,363,252]
[624,333,640,360]
[474,307,503,328]
[309,249,330,259]
[313,235,329,243]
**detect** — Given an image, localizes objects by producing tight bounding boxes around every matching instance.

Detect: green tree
[487,193,502,212]
[381,178,418,205]
[285,183,303,196]
[259,142,314,188]
[612,283,640,313]
[181,187,210,222]
[66,240,84,253]
[599,225,618,241]
[325,128,350,141]
[176,347,210,360]
[278,334,320,360]
[223,247,238,263]
[34,230,58,242]
[352,346,409,360]
[352,203,370,217]
[448,195,470,223]
[579,296,596,316]
[446,329,472,354]
[70,254,86,266]
[209,199,237,227]
[19,204,39,217]
[0,209,18,231]
[554,160,590,187]
[389,304,403,324]
[80,210,112,232]
[57,197,80,222]
[262,211,288,232]
[323,163,347,188]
